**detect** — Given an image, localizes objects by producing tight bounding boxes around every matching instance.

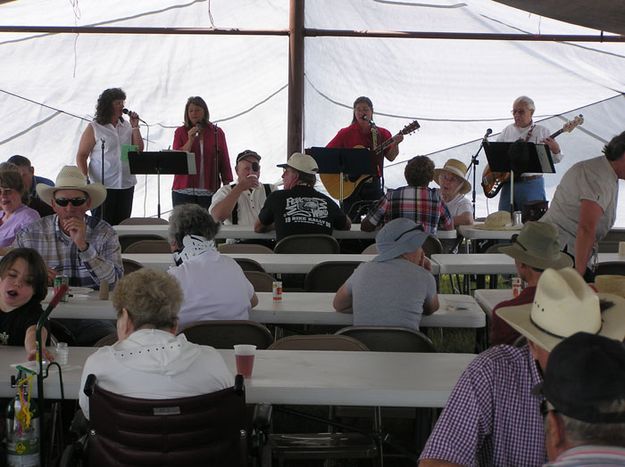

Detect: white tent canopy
[1,0,624,222]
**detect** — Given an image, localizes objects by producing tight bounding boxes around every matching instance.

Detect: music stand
[129,151,197,218]
[306,147,376,203]
[484,141,555,212]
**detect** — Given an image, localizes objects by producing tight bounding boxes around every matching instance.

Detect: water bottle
[6,393,40,467]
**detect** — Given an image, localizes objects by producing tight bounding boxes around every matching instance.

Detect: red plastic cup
[234,344,256,378]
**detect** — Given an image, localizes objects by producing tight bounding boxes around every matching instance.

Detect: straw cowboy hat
[498,267,625,351]
[373,218,429,262]
[37,165,107,209]
[434,159,471,195]
[499,221,572,270]
[474,210,522,231]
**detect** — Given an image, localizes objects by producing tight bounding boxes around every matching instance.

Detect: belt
[517,175,542,181]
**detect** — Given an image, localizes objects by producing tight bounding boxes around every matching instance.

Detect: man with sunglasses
[333,218,438,330]
[490,221,572,346]
[12,166,122,345]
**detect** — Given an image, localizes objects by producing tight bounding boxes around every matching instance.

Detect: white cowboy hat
[433,159,471,195]
[37,166,107,209]
[498,267,625,351]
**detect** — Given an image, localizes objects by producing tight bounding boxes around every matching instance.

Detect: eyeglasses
[54,197,88,207]
[0,188,15,196]
[511,234,528,251]
[511,109,528,115]
[394,224,424,241]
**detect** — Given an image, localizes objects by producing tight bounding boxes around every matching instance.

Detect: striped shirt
[420,345,547,466]
[363,185,453,233]
[13,215,123,288]
[545,445,625,466]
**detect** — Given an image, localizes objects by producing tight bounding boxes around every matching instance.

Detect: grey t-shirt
[541,156,618,265]
[345,258,437,330]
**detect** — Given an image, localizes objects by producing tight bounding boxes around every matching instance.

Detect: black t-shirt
[258,185,349,242]
[0,300,44,346]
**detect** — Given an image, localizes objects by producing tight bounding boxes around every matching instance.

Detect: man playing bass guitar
[487,96,563,212]
[326,96,403,221]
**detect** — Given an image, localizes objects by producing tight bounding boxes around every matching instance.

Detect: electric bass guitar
[481,114,584,198]
[321,120,420,200]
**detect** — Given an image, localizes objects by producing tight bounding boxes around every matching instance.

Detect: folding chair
[179,320,274,349]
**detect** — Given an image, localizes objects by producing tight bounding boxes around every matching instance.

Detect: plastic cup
[234,344,256,378]
[55,342,69,365]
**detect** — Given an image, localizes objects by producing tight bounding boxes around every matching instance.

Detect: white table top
[114,223,457,241]
[597,252,625,263]
[431,253,516,275]
[473,289,513,318]
[49,292,484,328]
[123,253,395,274]
[1,347,475,407]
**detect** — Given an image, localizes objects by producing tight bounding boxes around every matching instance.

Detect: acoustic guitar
[321,120,420,200]
[481,114,584,198]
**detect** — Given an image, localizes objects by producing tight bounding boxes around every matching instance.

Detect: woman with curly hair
[76,87,144,225]
[171,96,233,209]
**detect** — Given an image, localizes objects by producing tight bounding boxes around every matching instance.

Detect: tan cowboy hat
[277,152,319,175]
[473,211,522,231]
[37,166,107,209]
[434,159,471,195]
[498,267,625,351]
[499,221,572,270]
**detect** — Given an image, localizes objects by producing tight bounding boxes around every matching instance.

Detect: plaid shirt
[13,215,123,289]
[420,345,547,467]
[363,186,453,233]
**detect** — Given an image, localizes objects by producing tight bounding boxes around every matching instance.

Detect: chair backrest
[219,243,274,254]
[244,270,275,292]
[361,243,378,254]
[422,235,443,258]
[336,326,436,353]
[268,334,369,351]
[125,239,171,254]
[304,261,362,292]
[595,261,625,276]
[119,217,169,225]
[119,234,166,252]
[180,320,274,349]
[274,234,340,254]
[122,258,144,275]
[85,374,247,467]
[234,257,266,272]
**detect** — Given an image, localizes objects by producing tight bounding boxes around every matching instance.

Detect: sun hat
[499,221,572,270]
[497,267,625,351]
[434,159,471,195]
[37,165,107,209]
[373,218,429,262]
[277,153,318,175]
[533,332,625,424]
[236,149,261,164]
[473,210,521,231]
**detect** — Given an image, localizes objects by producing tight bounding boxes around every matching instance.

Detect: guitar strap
[371,126,382,179]
[522,124,536,143]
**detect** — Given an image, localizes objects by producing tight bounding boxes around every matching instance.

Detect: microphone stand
[213,122,220,203]
[36,284,69,466]
[467,138,487,219]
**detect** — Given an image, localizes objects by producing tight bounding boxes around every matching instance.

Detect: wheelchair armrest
[252,403,273,431]
[234,374,245,394]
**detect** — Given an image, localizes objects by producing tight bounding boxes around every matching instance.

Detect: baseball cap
[236,150,261,164]
[277,152,319,175]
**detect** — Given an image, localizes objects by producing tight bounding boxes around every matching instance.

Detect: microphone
[363,115,376,127]
[195,123,201,137]
[482,128,493,144]
[122,108,147,124]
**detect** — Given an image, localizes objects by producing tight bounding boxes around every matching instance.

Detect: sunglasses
[394,224,425,242]
[54,197,88,207]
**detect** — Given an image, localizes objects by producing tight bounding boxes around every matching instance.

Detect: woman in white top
[78,267,233,420]
[434,158,473,226]
[76,88,144,225]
